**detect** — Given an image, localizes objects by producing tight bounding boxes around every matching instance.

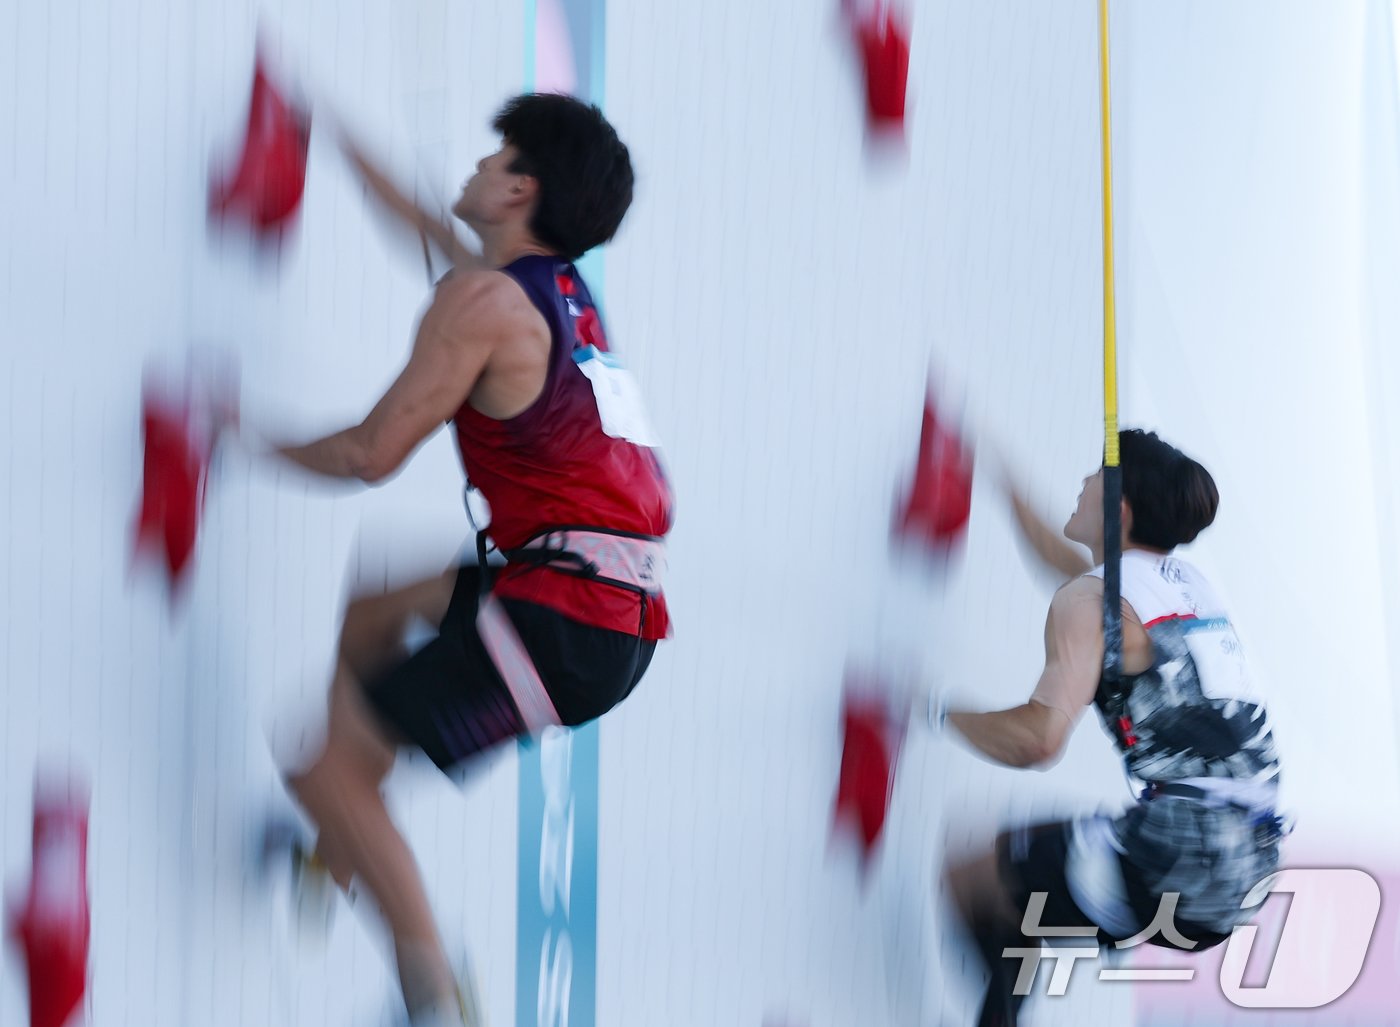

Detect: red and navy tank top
[452,255,673,640]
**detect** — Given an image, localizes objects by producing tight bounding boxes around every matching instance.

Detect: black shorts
[362,564,656,772]
[997,817,1240,951]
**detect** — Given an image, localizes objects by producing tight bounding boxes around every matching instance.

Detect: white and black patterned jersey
[1090,551,1282,786]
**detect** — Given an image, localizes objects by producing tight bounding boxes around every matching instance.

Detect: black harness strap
[1097,462,1136,749]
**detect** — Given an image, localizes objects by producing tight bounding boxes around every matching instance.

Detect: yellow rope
[1098,0,1120,467]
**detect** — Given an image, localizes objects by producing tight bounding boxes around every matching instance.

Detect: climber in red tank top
[262,94,664,1027]
[454,254,672,640]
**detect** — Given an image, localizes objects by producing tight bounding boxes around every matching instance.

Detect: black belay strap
[1095,671,1137,750]
[1099,460,1132,748]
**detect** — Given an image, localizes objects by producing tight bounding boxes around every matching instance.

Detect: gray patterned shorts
[999,795,1283,947]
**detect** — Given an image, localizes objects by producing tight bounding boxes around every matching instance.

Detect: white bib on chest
[1094,552,1259,705]
[572,345,660,447]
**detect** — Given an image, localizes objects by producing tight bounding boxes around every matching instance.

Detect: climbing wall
[2,1,1398,1026]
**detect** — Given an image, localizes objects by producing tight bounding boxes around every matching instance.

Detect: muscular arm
[1008,489,1094,580]
[277,272,520,482]
[983,440,1092,581]
[946,577,1104,769]
[947,701,1072,769]
[338,129,484,273]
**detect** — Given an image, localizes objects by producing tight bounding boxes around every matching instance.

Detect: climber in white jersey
[938,429,1285,1027]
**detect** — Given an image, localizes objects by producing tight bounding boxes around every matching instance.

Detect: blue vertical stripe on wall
[516,2,605,1025]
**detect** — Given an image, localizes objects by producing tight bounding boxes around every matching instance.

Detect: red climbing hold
[832,674,907,867]
[209,51,311,235]
[896,387,973,549]
[132,362,237,592]
[134,390,207,586]
[7,772,90,1027]
[844,0,910,134]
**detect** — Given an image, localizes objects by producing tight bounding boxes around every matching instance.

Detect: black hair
[491,93,634,261]
[1119,429,1219,550]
